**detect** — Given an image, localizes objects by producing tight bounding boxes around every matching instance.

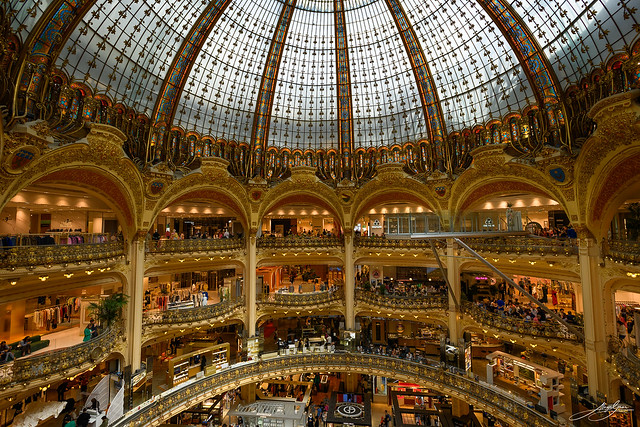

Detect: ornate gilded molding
[146,237,245,255]
[0,241,124,270]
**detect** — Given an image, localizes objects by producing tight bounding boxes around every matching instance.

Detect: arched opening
[151,194,246,241]
[606,198,640,242]
[257,199,344,300]
[458,192,570,236]
[0,181,129,352]
[355,201,440,237]
[260,199,342,238]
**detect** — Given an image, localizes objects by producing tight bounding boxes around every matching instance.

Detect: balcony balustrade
[143,297,245,327]
[256,235,344,250]
[354,235,445,250]
[463,301,583,342]
[0,325,122,389]
[609,337,640,392]
[462,236,578,257]
[146,237,245,255]
[111,351,555,427]
[0,241,125,269]
[356,289,447,311]
[257,288,344,307]
[602,239,640,265]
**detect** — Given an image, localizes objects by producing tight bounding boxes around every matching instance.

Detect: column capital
[131,230,148,243]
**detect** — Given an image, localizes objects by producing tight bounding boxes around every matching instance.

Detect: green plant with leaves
[89,293,129,328]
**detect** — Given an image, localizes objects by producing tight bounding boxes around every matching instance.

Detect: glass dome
[11,0,637,150]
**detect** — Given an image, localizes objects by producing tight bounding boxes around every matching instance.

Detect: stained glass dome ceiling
[12,0,638,150]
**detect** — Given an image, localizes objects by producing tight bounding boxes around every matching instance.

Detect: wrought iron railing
[0,325,122,387]
[462,236,578,256]
[356,289,447,310]
[146,237,244,254]
[143,297,245,326]
[256,236,344,250]
[111,352,555,427]
[354,236,445,250]
[463,301,583,342]
[257,289,344,307]
[602,239,640,265]
[609,336,640,392]
[0,241,125,269]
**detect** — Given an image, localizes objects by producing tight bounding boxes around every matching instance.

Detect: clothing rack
[0,233,110,248]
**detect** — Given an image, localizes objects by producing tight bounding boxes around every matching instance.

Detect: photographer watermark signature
[569,401,634,421]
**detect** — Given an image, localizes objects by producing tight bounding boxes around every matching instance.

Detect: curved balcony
[0,241,125,270]
[609,338,640,392]
[111,352,555,427]
[602,239,640,265]
[356,289,447,312]
[463,301,584,343]
[256,289,345,320]
[142,298,245,341]
[464,236,578,256]
[0,325,122,395]
[146,237,245,255]
[355,235,445,250]
[257,289,344,307]
[462,236,578,257]
[257,235,344,250]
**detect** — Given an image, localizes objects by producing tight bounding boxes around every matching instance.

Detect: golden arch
[148,185,251,233]
[257,184,345,231]
[351,183,441,228]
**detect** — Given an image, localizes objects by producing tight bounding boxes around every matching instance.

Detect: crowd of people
[616,305,636,343]
[531,224,578,239]
[262,228,341,239]
[151,227,241,241]
[473,297,582,326]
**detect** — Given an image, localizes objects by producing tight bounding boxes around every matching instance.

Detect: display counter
[168,343,229,387]
[486,351,565,414]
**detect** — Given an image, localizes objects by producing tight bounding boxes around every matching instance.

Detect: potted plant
[89,292,129,329]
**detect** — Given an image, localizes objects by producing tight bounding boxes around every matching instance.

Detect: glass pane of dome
[402,0,534,130]
[510,0,638,87]
[346,0,427,148]
[267,5,337,150]
[9,0,54,42]
[174,0,280,140]
[56,0,210,115]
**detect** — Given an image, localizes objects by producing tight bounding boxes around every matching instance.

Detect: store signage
[475,276,488,280]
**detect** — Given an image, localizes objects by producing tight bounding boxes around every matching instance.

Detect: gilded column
[446,238,462,343]
[247,232,258,337]
[578,237,610,400]
[344,231,355,330]
[126,233,145,370]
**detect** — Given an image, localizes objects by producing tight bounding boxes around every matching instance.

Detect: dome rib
[334,0,355,180]
[152,0,233,129]
[250,0,298,178]
[477,0,562,106]
[16,0,96,116]
[383,0,447,149]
